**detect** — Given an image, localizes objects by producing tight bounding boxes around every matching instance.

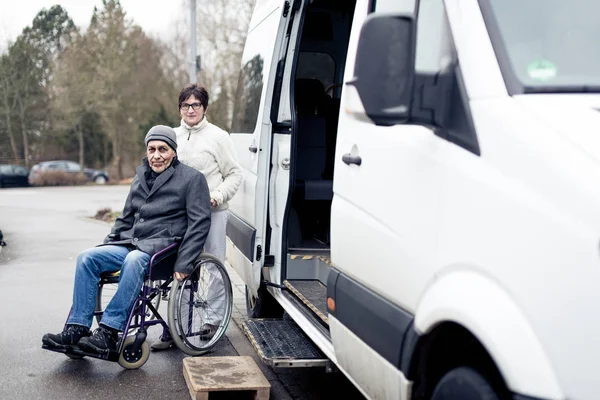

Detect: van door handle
[249,145,258,153]
[342,153,362,166]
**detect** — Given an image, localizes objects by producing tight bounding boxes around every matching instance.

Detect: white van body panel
[329,316,412,400]
[435,94,600,400]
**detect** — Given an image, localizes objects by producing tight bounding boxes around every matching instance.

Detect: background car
[0,164,30,188]
[29,160,110,185]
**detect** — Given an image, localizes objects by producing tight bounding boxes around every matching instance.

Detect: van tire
[431,367,499,400]
[245,284,283,318]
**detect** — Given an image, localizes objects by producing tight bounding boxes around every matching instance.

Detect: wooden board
[183,356,270,400]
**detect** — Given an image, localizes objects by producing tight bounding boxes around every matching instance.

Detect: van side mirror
[349,14,416,126]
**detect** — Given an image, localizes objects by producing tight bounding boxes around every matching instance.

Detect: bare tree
[164,0,255,131]
[0,54,19,162]
[195,0,255,130]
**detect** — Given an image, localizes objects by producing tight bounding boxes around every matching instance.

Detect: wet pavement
[0,185,365,400]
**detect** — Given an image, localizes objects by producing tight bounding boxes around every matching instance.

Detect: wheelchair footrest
[242,318,328,368]
[42,344,120,362]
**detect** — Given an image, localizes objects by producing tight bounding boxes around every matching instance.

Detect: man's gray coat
[104,158,211,274]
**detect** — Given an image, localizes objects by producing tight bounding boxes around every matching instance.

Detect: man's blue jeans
[67,245,150,332]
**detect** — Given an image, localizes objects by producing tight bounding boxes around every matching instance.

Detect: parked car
[0,164,30,188]
[29,161,109,185]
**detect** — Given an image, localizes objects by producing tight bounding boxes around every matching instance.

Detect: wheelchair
[42,243,233,369]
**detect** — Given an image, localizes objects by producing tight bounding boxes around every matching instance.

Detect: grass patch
[94,207,120,223]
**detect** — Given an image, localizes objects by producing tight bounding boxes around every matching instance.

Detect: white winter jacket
[174,117,243,211]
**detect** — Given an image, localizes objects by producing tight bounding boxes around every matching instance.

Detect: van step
[284,280,329,325]
[242,318,329,368]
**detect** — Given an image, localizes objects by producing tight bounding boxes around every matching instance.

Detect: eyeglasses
[180,102,203,111]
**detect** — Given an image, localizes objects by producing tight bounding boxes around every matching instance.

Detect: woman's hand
[210,198,217,207]
[174,271,189,281]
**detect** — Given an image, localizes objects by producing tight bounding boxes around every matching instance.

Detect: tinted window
[66,162,80,172]
[46,163,63,170]
[231,55,265,133]
[0,165,12,173]
[14,166,28,175]
[231,8,281,134]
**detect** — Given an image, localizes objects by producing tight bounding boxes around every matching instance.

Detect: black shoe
[199,323,219,341]
[42,324,91,349]
[78,325,119,354]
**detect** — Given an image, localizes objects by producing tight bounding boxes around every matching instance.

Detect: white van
[226,0,600,399]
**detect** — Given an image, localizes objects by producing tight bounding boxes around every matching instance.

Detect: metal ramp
[242,318,329,368]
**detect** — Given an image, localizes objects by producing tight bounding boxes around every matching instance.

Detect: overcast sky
[0,0,186,51]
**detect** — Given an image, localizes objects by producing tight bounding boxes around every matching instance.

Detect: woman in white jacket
[152,84,243,350]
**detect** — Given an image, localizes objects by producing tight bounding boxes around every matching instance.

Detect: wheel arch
[406,269,563,399]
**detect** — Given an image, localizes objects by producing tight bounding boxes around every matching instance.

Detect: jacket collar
[137,157,180,196]
[180,116,209,136]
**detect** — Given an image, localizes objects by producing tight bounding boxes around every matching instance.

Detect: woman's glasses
[180,102,203,111]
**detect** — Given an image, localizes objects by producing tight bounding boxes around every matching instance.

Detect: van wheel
[245,284,283,318]
[431,367,499,400]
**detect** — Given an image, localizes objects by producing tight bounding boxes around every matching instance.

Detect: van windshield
[481,0,600,93]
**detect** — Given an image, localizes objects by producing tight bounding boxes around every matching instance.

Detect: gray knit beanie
[144,125,177,151]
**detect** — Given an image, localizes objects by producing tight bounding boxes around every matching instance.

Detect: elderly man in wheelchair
[41,125,232,369]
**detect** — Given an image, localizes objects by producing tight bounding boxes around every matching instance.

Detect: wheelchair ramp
[242,318,329,368]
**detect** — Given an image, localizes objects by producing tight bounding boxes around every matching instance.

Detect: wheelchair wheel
[118,335,150,370]
[95,278,162,325]
[167,254,233,356]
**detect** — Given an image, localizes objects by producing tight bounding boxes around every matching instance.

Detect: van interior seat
[294,78,333,200]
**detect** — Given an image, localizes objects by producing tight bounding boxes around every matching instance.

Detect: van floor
[288,238,329,251]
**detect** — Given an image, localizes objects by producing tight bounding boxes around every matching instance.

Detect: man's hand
[174,271,189,281]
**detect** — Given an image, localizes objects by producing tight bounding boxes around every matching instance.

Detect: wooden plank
[183,356,270,400]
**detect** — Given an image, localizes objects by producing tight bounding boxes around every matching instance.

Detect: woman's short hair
[178,84,209,109]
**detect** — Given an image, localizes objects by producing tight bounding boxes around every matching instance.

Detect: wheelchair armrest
[148,242,181,281]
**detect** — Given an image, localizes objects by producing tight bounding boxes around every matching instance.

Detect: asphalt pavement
[0,185,364,400]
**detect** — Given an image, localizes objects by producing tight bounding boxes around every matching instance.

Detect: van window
[373,0,416,14]
[296,52,336,92]
[414,0,453,74]
[483,0,600,91]
[231,55,265,133]
[231,7,281,134]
